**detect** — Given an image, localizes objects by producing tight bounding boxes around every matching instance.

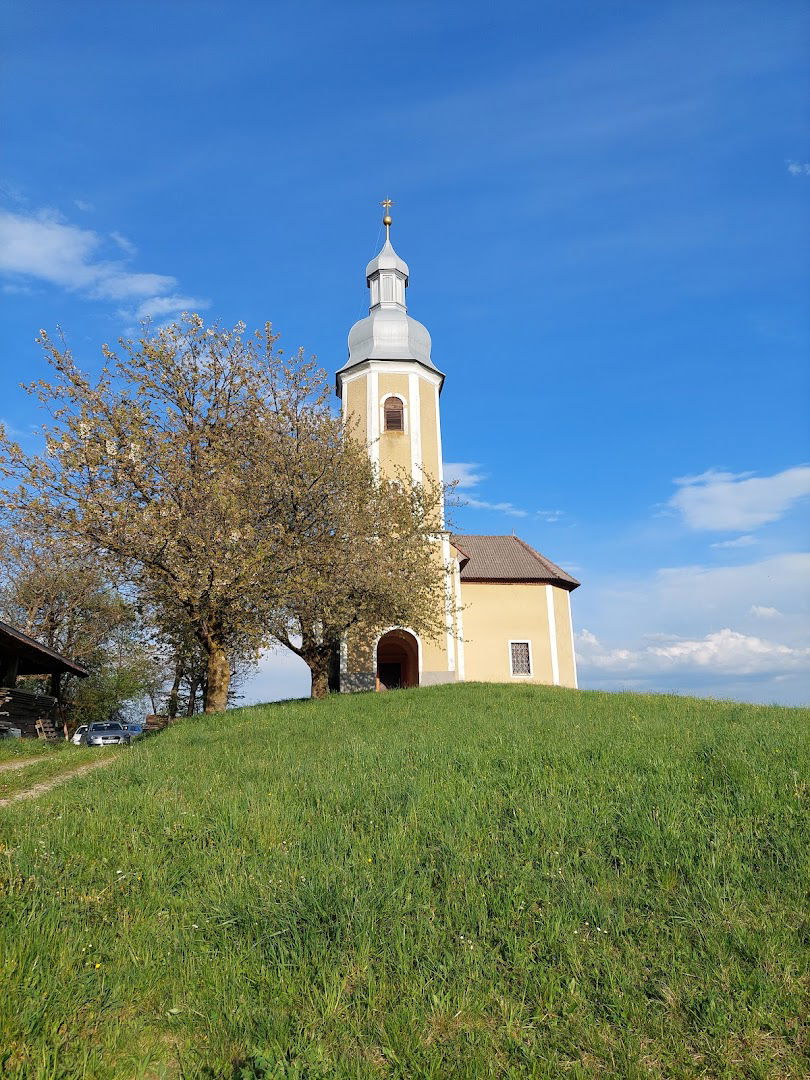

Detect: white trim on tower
[368,369,380,468]
[545,585,560,686]
[452,550,465,681]
[433,383,444,483]
[441,533,455,672]
[567,589,578,689]
[408,370,421,483]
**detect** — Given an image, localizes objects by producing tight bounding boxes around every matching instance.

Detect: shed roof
[450,535,580,590]
[0,620,90,678]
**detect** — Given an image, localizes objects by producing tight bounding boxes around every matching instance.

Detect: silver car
[81,722,131,747]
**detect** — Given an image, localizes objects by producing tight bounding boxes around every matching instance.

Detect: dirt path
[0,756,117,807]
[0,757,47,774]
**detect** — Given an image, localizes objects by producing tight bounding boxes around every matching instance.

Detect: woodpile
[0,686,61,739]
[144,714,174,734]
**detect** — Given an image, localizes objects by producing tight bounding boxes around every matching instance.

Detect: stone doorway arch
[376,629,419,690]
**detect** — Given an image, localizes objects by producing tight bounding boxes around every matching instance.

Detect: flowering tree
[0,316,447,707]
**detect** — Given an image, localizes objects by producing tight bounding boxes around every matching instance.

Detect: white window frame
[508,639,533,677]
[380,393,408,434]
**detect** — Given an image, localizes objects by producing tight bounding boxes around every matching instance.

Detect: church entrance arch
[376,629,419,690]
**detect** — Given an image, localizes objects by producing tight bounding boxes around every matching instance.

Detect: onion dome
[336,208,444,394]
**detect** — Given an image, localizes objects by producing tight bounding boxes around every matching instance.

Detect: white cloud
[0,207,199,305]
[590,553,810,636]
[669,465,810,531]
[443,462,486,489]
[462,496,528,518]
[711,534,757,549]
[134,295,210,320]
[74,199,94,212]
[537,509,563,523]
[787,160,810,176]
[110,231,137,256]
[444,461,531,517]
[577,626,809,677]
[573,552,810,702]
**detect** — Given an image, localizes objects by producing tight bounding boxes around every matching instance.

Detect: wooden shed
[0,620,89,739]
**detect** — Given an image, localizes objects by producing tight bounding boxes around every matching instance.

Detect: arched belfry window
[384,396,405,432]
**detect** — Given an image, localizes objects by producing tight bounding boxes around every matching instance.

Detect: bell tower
[336,204,445,493]
[336,204,462,691]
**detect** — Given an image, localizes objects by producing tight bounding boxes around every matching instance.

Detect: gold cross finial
[380,198,394,239]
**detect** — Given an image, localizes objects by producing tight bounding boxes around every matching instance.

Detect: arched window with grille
[383,396,405,432]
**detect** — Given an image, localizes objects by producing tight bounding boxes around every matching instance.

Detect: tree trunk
[204,645,230,713]
[310,662,329,699]
[186,676,200,716]
[167,665,183,719]
[304,646,331,699]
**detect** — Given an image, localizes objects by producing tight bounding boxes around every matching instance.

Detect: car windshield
[89,723,123,732]
[75,726,87,733]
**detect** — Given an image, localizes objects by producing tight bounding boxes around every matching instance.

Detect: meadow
[0,683,807,1079]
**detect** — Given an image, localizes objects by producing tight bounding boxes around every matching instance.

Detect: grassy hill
[1,683,807,1079]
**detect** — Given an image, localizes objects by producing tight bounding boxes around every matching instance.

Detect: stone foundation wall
[340,671,376,693]
[340,670,459,692]
[420,671,458,686]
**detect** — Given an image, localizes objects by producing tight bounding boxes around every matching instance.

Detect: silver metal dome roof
[337,229,444,393]
[364,237,409,282]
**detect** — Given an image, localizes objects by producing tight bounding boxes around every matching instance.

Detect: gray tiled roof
[450,535,580,590]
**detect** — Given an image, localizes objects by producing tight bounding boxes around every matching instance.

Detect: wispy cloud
[133,295,210,320]
[444,461,557,519]
[711,534,757,549]
[750,605,781,619]
[462,496,528,518]
[443,462,486,489]
[787,160,810,176]
[444,461,525,516]
[669,465,810,531]
[110,231,137,256]
[0,206,207,323]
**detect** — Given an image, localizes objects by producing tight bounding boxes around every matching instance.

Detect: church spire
[381,197,393,241]
[336,204,443,394]
[365,198,410,311]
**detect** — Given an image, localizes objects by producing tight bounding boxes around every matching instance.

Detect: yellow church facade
[336,212,579,693]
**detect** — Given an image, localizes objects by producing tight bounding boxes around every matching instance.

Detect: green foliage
[0,683,807,1077]
[69,655,156,725]
[0,316,448,707]
[0,530,160,725]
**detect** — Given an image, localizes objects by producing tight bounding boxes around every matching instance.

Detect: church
[336,207,580,693]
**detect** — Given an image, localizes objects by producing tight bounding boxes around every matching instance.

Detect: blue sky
[2,0,808,703]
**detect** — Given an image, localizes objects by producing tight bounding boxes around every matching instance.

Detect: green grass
[0,737,73,763]
[0,683,807,1079]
